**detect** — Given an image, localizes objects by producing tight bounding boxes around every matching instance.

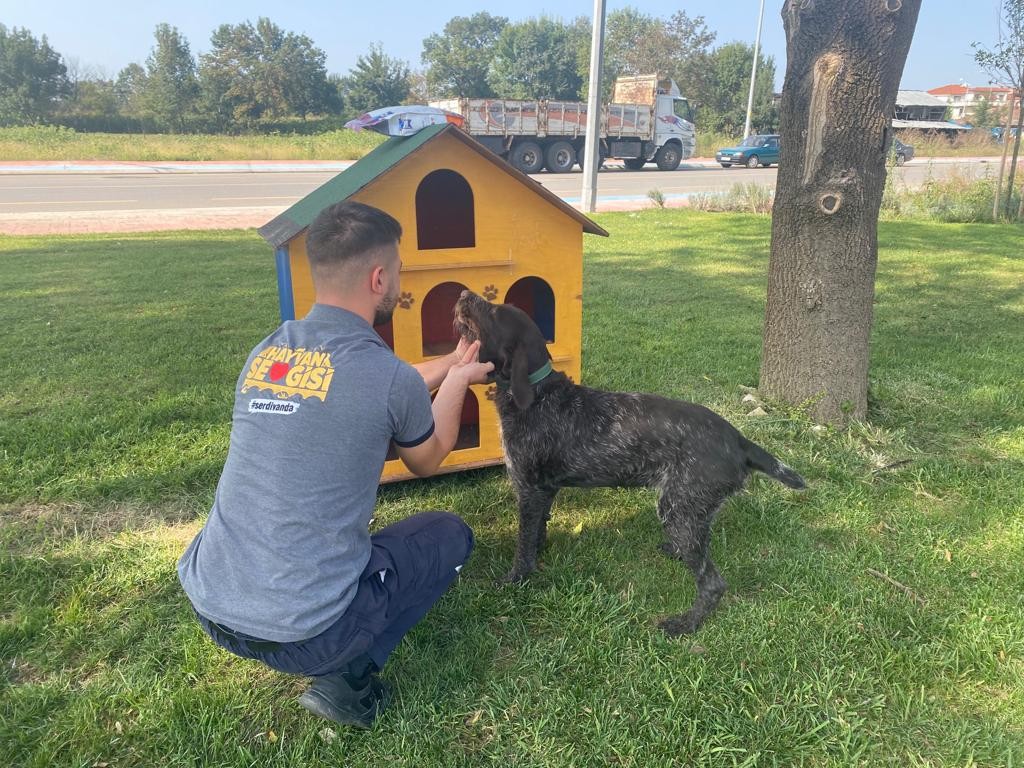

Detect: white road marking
[211,196,296,201]
[3,199,137,204]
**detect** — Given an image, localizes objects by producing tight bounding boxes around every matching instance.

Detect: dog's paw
[498,567,533,585]
[658,611,703,637]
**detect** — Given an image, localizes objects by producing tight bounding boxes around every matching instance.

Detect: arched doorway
[416,169,475,250]
[505,277,555,342]
[422,281,469,356]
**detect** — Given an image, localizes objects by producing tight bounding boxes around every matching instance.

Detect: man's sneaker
[298,669,392,729]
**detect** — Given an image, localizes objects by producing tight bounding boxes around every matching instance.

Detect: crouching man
[177,201,493,728]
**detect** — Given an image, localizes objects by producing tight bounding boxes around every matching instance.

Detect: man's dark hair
[306,201,402,272]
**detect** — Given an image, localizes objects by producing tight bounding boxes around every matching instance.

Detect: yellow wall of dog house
[282,129,585,482]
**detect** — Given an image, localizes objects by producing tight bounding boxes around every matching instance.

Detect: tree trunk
[994,99,1015,221]
[1004,95,1024,219]
[760,0,922,424]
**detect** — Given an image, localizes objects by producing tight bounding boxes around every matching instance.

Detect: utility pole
[743,0,767,140]
[581,0,607,213]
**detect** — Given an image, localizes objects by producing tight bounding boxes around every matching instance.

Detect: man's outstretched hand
[451,339,493,386]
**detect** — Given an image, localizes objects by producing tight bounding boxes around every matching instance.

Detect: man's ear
[509,343,534,410]
[369,264,386,296]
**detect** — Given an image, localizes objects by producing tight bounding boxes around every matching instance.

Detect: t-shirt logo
[242,345,335,402]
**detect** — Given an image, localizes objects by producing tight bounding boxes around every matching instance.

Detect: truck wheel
[655,144,682,171]
[745,154,760,169]
[624,158,646,170]
[544,141,576,173]
[510,141,544,174]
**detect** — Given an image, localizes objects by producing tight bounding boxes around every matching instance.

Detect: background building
[928,83,1021,125]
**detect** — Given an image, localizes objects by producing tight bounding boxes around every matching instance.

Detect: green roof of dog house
[258,123,608,250]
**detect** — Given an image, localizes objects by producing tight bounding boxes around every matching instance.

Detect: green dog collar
[527,360,554,385]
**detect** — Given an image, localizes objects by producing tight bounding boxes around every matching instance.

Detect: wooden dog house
[259,123,608,482]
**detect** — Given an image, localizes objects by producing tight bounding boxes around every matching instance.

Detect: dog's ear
[509,342,535,410]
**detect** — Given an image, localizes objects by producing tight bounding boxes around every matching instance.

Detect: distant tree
[664,11,717,100]
[57,59,118,124]
[566,16,594,98]
[406,69,430,103]
[612,9,713,84]
[62,57,95,106]
[970,95,996,127]
[114,63,148,118]
[0,24,70,125]
[60,78,118,119]
[341,44,410,115]
[142,23,199,132]
[697,42,776,134]
[973,0,1024,218]
[327,73,346,115]
[200,18,337,130]
[422,12,508,98]
[579,8,714,101]
[489,17,583,100]
[277,29,337,119]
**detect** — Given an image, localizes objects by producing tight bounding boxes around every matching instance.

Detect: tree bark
[1005,94,1024,218]
[760,0,922,424]
[994,99,1015,221]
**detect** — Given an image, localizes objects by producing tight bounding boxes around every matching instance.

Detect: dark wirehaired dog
[454,290,806,635]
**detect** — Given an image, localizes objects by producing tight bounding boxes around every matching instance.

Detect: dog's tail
[740,437,806,489]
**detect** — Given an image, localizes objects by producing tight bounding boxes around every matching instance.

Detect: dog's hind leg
[503,485,557,583]
[656,490,728,636]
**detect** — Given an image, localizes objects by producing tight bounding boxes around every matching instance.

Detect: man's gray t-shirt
[177,304,435,642]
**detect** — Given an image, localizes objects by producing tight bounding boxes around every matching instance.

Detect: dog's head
[454,289,551,410]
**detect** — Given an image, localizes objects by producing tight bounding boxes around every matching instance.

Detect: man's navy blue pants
[193,511,473,676]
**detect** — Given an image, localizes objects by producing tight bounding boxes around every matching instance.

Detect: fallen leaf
[266,730,277,744]
[944,549,952,563]
[318,727,337,744]
[690,644,707,655]
[573,521,584,535]
[93,763,109,768]
[999,649,1006,662]
[114,721,123,734]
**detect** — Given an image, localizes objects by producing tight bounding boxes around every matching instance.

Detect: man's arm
[412,337,473,391]
[398,341,493,476]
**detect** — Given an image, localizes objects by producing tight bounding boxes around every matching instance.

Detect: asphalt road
[0,157,995,220]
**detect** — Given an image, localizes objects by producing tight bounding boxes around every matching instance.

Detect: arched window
[416,169,475,250]
[505,277,555,342]
[422,281,468,356]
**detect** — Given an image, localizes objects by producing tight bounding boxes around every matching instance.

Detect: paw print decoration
[482,285,499,302]
[398,291,415,309]
[485,385,497,401]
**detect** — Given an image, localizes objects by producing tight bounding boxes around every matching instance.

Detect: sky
[1,0,1005,93]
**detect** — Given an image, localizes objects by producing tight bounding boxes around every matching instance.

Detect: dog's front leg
[502,486,557,583]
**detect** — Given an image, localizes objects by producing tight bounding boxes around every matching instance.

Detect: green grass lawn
[1,212,1022,767]
[0,126,384,162]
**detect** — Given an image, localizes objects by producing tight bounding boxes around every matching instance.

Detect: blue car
[716,134,780,168]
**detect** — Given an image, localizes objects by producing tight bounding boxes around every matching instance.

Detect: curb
[0,160,357,174]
